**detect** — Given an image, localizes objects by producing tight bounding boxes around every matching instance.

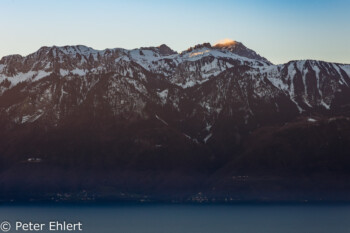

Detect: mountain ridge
[1,40,350,202]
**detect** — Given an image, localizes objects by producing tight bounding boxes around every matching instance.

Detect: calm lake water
[1,204,350,233]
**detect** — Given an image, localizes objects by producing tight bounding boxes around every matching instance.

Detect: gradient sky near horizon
[0,0,349,64]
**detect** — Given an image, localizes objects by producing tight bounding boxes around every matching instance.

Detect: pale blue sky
[0,0,349,64]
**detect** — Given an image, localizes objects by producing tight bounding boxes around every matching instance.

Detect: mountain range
[1,40,350,202]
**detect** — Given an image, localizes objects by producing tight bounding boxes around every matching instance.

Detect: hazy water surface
[1,204,350,233]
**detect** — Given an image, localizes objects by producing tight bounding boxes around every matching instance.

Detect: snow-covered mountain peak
[213,39,237,48]
[157,44,178,56]
[0,42,274,92]
[213,40,271,64]
[184,43,212,54]
[135,44,177,57]
[32,45,101,58]
[0,54,23,65]
[0,41,350,135]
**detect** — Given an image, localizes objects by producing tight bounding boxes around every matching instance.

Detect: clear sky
[0,0,349,64]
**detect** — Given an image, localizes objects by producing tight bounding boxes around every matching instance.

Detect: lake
[1,204,350,233]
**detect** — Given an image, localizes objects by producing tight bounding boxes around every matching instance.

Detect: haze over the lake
[0,0,349,64]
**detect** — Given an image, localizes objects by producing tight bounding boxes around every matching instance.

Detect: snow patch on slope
[0,64,5,72]
[155,114,168,126]
[0,71,52,86]
[204,133,212,143]
[340,65,350,79]
[261,65,289,91]
[71,68,87,76]
[333,64,348,86]
[157,89,168,104]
